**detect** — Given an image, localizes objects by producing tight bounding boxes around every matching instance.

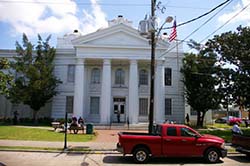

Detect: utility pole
[148,0,156,134]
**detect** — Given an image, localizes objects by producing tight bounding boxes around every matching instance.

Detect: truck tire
[204,148,220,163]
[133,147,149,163]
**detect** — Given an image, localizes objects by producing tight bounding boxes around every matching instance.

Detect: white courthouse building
[0,16,185,125]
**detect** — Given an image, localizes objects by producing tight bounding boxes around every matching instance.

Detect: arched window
[91,68,100,84]
[139,69,148,85]
[115,68,125,85]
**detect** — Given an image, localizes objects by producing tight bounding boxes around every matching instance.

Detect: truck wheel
[133,147,149,163]
[204,148,220,163]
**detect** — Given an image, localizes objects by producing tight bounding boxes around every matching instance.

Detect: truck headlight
[220,143,225,149]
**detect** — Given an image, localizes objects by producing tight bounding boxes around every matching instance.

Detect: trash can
[86,123,93,134]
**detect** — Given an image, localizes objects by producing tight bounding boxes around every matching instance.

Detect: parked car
[117,123,227,163]
[232,134,250,158]
[215,116,242,125]
[229,117,242,125]
[215,117,227,123]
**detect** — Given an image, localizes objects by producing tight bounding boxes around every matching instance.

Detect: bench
[51,122,62,131]
[68,126,84,134]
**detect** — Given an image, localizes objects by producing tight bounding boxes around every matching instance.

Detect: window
[139,98,148,116]
[180,127,196,137]
[67,65,75,83]
[139,69,148,85]
[165,68,172,86]
[90,97,100,114]
[167,127,177,136]
[91,68,100,84]
[115,68,125,85]
[165,98,172,115]
[66,96,74,113]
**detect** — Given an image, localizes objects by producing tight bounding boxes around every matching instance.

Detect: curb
[0,148,120,154]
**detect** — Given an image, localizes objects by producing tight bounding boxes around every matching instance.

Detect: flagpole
[173,17,180,97]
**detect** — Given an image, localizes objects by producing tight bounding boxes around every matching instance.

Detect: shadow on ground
[103,155,224,164]
[227,154,250,163]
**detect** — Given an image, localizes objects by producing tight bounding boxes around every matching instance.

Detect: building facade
[0,16,185,125]
[52,16,185,124]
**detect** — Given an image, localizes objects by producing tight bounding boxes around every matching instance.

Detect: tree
[205,26,250,118]
[0,58,13,95]
[181,51,221,127]
[8,34,61,123]
[216,68,235,115]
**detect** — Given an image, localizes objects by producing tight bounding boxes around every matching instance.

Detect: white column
[100,59,111,124]
[154,60,165,123]
[129,60,139,124]
[73,58,85,118]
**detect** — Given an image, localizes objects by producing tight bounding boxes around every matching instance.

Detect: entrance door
[113,98,126,123]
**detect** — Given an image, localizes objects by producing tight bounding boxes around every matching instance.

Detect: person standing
[117,110,121,123]
[232,122,243,135]
[185,113,190,125]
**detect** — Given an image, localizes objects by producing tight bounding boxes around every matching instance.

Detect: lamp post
[64,112,68,150]
[139,0,173,134]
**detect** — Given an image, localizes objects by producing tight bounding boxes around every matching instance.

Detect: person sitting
[78,117,84,127]
[77,117,85,133]
[70,116,78,134]
[232,122,243,135]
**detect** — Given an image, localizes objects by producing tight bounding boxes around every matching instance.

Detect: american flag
[169,20,177,42]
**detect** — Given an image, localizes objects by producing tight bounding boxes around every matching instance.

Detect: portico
[72,58,161,124]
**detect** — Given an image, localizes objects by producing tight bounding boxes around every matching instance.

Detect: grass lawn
[199,128,250,143]
[206,123,233,129]
[199,129,232,143]
[0,125,95,142]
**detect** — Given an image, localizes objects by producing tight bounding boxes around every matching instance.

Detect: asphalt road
[0,151,250,166]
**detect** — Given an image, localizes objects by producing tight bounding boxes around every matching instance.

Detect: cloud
[0,0,108,37]
[81,0,108,34]
[218,0,250,25]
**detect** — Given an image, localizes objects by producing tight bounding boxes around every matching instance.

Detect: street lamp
[139,0,173,134]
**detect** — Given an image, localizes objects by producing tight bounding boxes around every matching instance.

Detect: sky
[0,0,250,52]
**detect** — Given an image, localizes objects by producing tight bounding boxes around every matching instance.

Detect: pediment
[72,23,168,48]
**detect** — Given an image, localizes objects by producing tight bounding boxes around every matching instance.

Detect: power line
[0,0,233,10]
[160,0,250,57]
[0,0,151,6]
[199,1,250,44]
[181,1,233,45]
[162,0,231,30]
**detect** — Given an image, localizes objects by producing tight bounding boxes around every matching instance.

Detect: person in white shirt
[232,122,243,135]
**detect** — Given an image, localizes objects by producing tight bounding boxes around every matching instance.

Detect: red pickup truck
[117,124,227,163]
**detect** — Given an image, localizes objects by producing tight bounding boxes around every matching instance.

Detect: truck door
[162,127,180,156]
[178,127,201,156]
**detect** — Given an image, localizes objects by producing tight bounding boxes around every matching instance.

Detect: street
[0,151,249,166]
